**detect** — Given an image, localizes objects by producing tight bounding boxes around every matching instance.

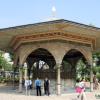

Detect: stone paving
[0,91,98,100]
[0,85,99,100]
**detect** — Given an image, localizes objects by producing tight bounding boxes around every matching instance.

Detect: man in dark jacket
[44,77,50,96]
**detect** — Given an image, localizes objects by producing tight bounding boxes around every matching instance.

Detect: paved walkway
[0,85,99,100]
[0,92,98,100]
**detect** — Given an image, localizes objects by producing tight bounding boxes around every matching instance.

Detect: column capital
[55,63,61,69]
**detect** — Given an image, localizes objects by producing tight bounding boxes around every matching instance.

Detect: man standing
[24,77,30,95]
[29,78,32,95]
[44,77,50,96]
[35,77,41,96]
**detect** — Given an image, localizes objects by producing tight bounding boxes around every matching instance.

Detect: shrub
[96,73,100,82]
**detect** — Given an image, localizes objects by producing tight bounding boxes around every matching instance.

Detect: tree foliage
[0,51,12,71]
[76,59,90,80]
[92,53,100,81]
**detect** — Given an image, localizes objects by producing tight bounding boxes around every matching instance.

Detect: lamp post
[93,62,96,67]
[12,62,16,90]
[24,62,28,95]
[93,57,97,67]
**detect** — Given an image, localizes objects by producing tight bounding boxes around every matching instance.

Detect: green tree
[76,59,90,80]
[92,53,100,81]
[0,51,12,71]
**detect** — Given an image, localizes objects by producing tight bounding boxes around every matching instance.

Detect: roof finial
[45,1,58,21]
[51,0,57,20]
[52,6,56,18]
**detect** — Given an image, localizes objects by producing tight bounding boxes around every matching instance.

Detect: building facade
[0,19,100,95]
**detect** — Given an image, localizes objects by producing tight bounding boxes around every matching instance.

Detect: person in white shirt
[29,79,32,95]
[24,77,32,95]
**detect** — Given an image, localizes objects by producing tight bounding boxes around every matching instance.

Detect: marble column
[19,66,23,92]
[56,63,61,95]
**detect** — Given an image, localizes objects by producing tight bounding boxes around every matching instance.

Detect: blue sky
[0,0,100,28]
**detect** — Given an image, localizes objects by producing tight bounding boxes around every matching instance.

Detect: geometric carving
[10,31,96,51]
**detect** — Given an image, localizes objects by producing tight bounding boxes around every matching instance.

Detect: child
[76,78,86,100]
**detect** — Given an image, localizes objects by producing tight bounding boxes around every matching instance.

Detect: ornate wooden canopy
[0,19,99,52]
[10,31,96,51]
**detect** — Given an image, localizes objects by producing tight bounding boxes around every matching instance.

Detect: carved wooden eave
[0,19,99,52]
[10,31,96,51]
